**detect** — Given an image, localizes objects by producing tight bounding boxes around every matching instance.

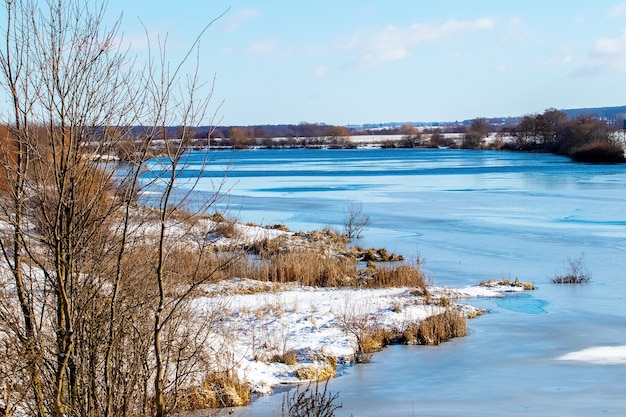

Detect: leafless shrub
[281,381,342,417]
[0,0,233,415]
[337,295,389,363]
[343,201,370,239]
[552,253,591,284]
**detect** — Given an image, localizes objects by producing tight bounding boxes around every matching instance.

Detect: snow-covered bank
[192,277,527,395]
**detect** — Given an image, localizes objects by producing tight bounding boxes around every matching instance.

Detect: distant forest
[133,104,626,142]
[114,105,626,163]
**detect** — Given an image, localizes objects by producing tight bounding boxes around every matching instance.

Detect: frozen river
[148,147,626,416]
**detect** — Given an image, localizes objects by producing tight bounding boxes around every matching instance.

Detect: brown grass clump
[253,250,358,287]
[402,309,467,346]
[272,350,298,366]
[365,264,428,294]
[148,246,241,288]
[172,371,250,411]
[294,357,337,381]
[204,371,250,408]
[361,328,394,354]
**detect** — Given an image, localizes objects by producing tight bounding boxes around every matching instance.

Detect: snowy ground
[193,276,527,395]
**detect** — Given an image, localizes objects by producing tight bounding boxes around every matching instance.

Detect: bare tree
[0,1,231,416]
[400,123,421,147]
[462,117,489,149]
[343,201,370,239]
[0,2,47,413]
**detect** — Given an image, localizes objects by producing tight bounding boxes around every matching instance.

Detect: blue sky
[107,1,626,125]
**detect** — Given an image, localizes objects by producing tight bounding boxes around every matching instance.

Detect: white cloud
[345,17,494,66]
[594,31,626,54]
[606,3,626,18]
[576,29,626,75]
[311,65,331,77]
[547,46,574,67]
[248,38,277,54]
[225,8,260,31]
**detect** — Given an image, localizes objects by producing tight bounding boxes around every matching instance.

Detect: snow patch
[557,345,626,365]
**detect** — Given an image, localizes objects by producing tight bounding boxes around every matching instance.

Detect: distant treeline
[460,108,625,163]
[101,106,626,163]
[124,122,462,141]
[501,109,625,163]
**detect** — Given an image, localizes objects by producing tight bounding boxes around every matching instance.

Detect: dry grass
[360,328,394,354]
[252,250,358,287]
[247,234,291,257]
[171,371,250,411]
[157,247,246,288]
[272,350,298,366]
[365,264,429,293]
[215,220,237,239]
[294,360,337,381]
[401,309,467,346]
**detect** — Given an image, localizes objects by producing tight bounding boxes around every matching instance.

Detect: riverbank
[175,220,537,412]
[194,276,526,396]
